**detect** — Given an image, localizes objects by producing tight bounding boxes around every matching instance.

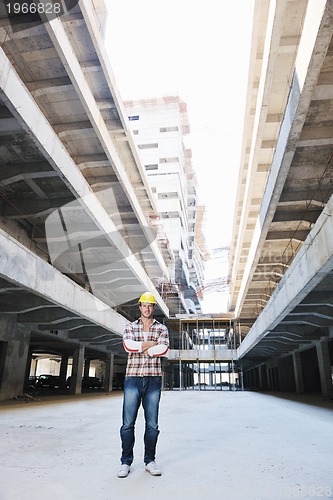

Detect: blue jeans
[120,376,162,466]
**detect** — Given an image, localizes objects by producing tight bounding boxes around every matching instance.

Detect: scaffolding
[164,316,241,391]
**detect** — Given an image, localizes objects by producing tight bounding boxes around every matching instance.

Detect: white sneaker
[145,461,162,476]
[117,464,130,478]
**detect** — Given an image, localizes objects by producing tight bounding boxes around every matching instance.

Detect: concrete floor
[0,390,332,500]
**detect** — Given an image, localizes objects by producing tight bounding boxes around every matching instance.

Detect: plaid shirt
[123,318,169,377]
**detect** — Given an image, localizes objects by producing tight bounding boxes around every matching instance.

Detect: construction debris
[13,393,39,402]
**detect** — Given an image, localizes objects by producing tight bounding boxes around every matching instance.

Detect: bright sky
[105,0,255,312]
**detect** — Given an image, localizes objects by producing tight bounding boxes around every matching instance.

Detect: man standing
[117,292,169,478]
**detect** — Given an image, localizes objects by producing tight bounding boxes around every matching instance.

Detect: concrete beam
[42,12,170,287]
[1,197,74,218]
[96,99,116,110]
[0,298,58,314]
[0,47,169,317]
[76,154,108,165]
[230,0,292,297]
[168,349,237,362]
[234,0,333,317]
[18,309,78,323]
[25,76,72,90]
[278,190,326,205]
[77,1,169,218]
[37,320,92,330]
[68,328,116,340]
[296,292,333,306]
[0,117,23,135]
[0,162,56,183]
[53,121,93,133]
[272,209,321,222]
[89,338,121,345]
[238,192,333,358]
[0,227,128,335]
[266,229,309,240]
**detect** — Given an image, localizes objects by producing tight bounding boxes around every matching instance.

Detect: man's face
[139,302,155,318]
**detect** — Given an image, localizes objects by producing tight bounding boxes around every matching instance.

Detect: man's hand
[142,340,157,353]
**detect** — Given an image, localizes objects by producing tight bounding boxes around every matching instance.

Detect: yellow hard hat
[138,292,157,304]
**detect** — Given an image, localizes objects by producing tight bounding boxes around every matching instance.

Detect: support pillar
[239,363,244,391]
[84,359,91,378]
[258,365,263,389]
[59,355,69,389]
[70,346,85,395]
[265,364,270,390]
[292,351,304,394]
[316,340,333,399]
[104,353,114,392]
[266,359,274,390]
[24,349,33,391]
[0,314,31,401]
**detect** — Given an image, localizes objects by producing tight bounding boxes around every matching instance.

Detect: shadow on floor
[252,389,333,410]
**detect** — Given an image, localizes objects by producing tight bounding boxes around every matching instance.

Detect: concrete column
[0,315,31,401]
[254,367,259,388]
[316,340,333,399]
[292,351,304,393]
[265,364,270,389]
[258,365,263,389]
[239,363,244,391]
[30,357,38,376]
[70,346,85,395]
[246,369,250,387]
[24,349,33,390]
[84,359,91,378]
[104,353,114,392]
[275,365,280,391]
[59,355,69,389]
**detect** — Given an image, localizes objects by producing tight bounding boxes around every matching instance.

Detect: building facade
[228,0,333,398]
[0,0,178,399]
[125,96,205,314]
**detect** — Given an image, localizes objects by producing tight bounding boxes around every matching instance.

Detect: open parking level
[0,390,332,500]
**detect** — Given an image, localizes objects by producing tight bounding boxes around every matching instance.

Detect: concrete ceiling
[229,0,333,366]
[0,1,187,359]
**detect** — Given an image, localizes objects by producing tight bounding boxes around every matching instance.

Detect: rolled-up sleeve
[123,339,143,353]
[123,324,142,353]
[148,325,169,357]
[147,343,169,357]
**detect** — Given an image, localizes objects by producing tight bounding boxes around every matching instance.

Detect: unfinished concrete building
[0,0,176,400]
[125,96,204,315]
[0,0,333,401]
[229,0,333,398]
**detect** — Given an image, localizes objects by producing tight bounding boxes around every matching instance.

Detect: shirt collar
[135,317,159,326]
